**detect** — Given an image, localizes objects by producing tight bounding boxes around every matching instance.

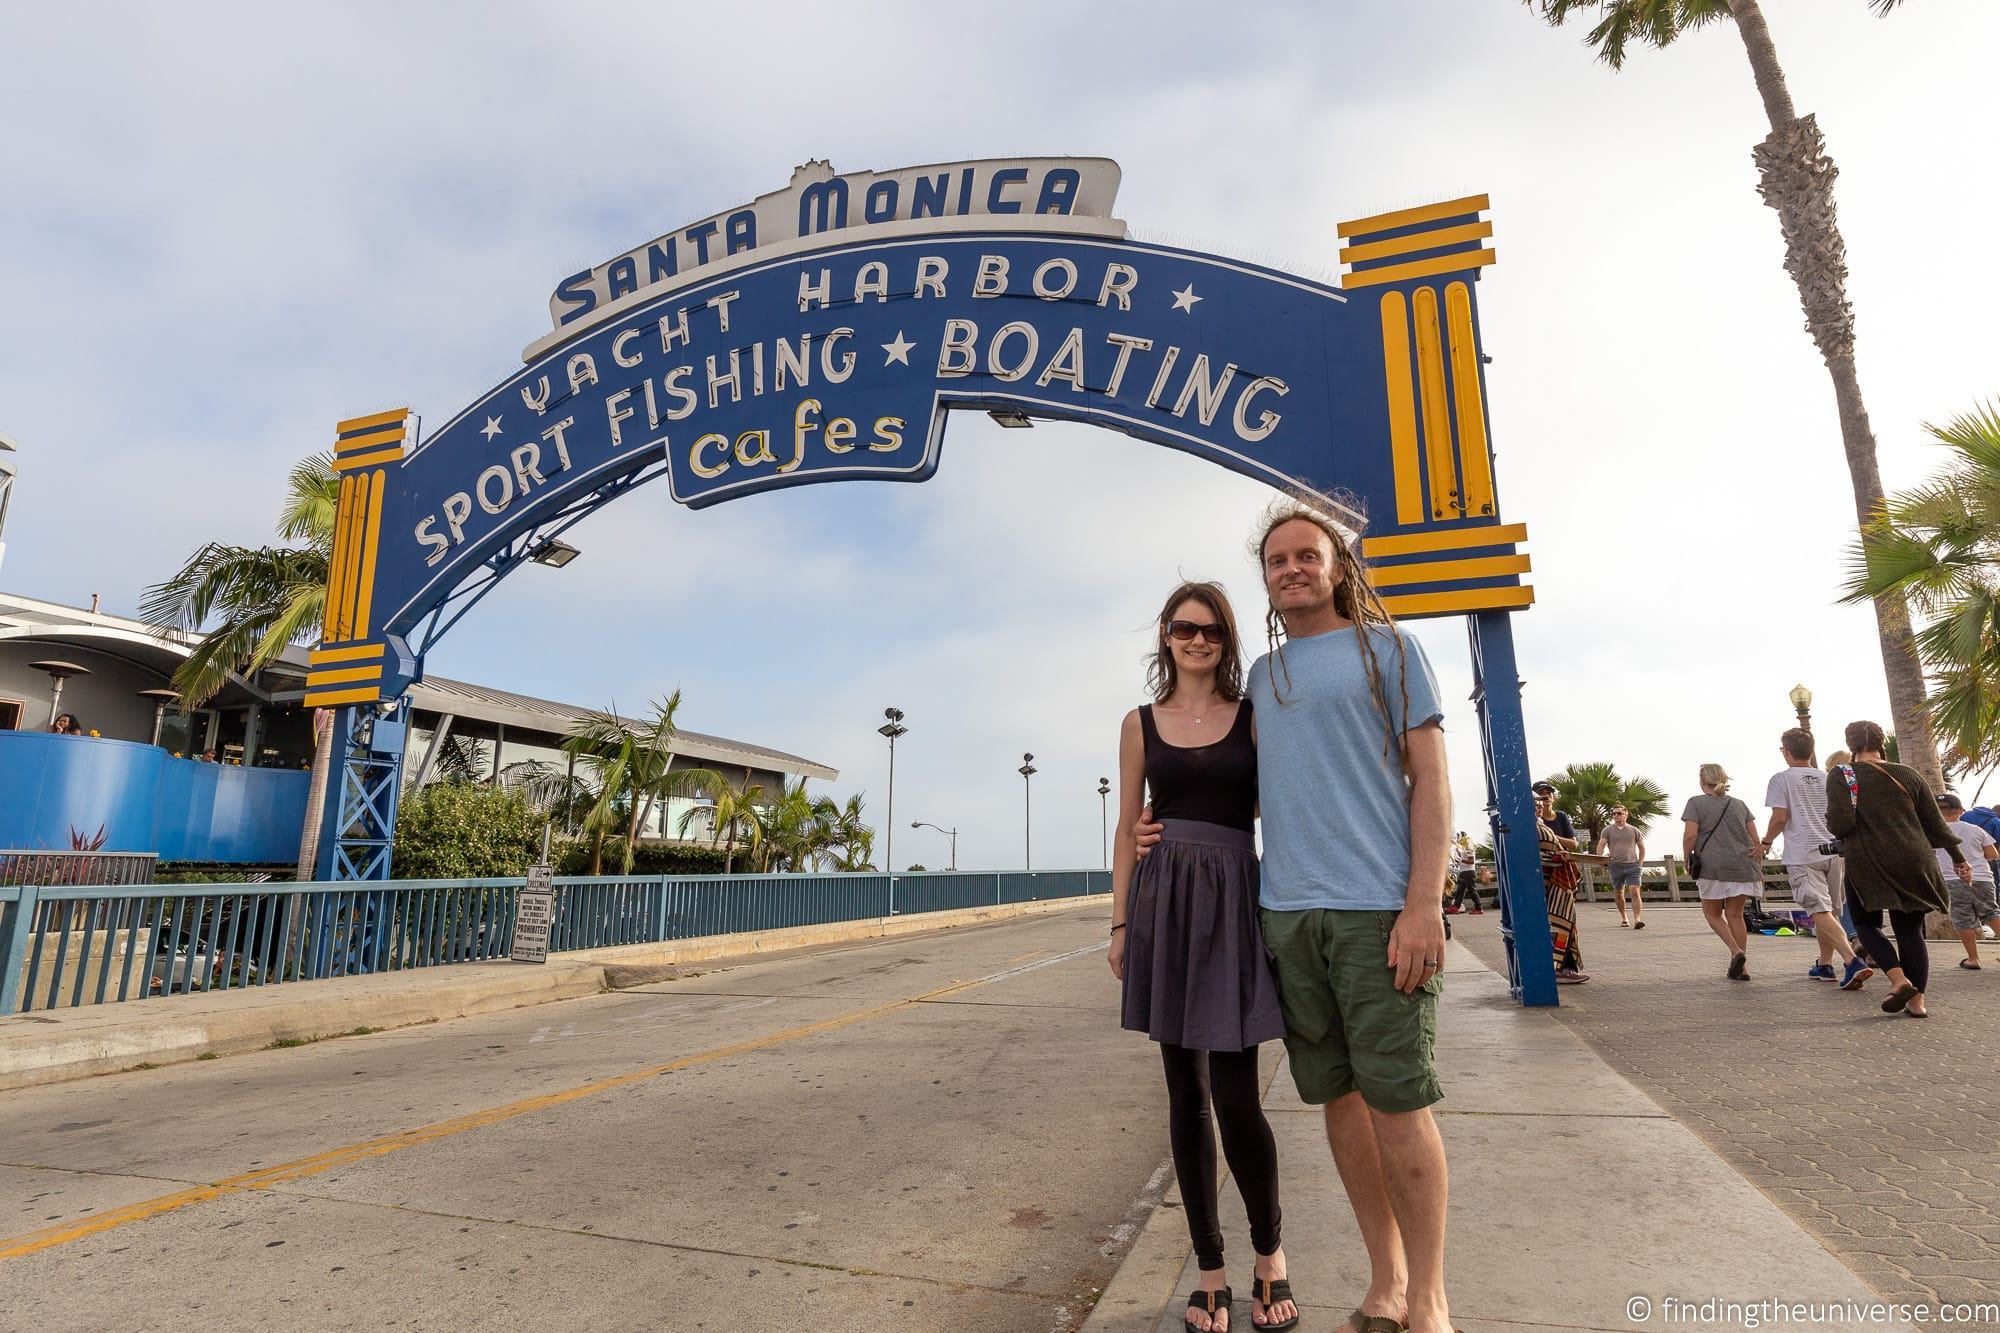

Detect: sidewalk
[1085,931,1919,1333]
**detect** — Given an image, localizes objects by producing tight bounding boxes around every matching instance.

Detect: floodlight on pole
[879,707,907,885]
[1097,777,1112,869]
[1018,753,1038,870]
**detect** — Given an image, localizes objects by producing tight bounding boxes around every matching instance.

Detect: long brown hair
[1251,493,1412,772]
[1146,581,1245,705]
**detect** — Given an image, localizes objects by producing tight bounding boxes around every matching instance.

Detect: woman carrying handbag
[1823,720,1970,1018]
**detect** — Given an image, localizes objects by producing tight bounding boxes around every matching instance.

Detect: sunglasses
[1165,619,1227,645]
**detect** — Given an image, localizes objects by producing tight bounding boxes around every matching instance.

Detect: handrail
[0,869,1109,1015]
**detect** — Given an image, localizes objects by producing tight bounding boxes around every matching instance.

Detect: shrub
[554,839,734,877]
[393,784,547,880]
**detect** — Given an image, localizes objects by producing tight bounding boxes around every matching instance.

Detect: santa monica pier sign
[302,155,1552,1001]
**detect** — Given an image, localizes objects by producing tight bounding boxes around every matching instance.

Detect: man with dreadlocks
[1140,496,1456,1333]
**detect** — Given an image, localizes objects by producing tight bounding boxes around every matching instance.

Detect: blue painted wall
[0,731,308,862]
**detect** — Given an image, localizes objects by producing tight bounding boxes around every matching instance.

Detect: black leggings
[1160,1042,1281,1272]
[1852,907,1930,992]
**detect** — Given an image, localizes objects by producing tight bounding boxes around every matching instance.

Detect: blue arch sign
[304,157,1555,1004]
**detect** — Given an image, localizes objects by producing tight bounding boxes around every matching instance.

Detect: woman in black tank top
[1110,581,1295,1332]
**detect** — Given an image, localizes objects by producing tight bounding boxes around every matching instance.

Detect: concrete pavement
[1,906,1164,1331]
[1460,903,2000,1332]
[3,898,1964,1332]
[0,894,1096,1090]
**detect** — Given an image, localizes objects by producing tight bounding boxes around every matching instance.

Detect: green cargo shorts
[1259,907,1443,1113]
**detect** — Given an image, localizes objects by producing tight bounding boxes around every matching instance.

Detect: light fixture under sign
[529,537,581,568]
[988,410,1034,429]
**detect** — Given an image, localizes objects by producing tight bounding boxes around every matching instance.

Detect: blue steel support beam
[315,703,408,884]
[1467,610,1558,1007]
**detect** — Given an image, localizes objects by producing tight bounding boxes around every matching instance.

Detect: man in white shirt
[1935,793,2000,970]
[1761,728,1870,989]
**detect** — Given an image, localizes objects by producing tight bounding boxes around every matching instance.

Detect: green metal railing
[0,869,1108,1015]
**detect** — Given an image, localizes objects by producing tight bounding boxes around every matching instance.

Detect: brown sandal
[1348,1312,1406,1333]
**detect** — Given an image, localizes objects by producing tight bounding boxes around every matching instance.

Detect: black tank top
[1140,702,1256,831]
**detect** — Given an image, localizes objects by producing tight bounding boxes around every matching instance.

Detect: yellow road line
[0,973,1009,1261]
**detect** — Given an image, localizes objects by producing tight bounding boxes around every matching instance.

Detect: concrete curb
[0,895,1096,1091]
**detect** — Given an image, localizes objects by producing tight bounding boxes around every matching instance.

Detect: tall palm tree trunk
[1728,0,1942,789]
[295,709,335,880]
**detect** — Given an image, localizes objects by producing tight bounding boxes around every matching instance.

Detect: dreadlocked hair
[1251,491,1415,779]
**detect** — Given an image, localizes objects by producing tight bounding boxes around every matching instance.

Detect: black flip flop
[1960,960,1982,970]
[1251,1277,1300,1332]
[1188,1286,1232,1331]
[1881,983,1918,1013]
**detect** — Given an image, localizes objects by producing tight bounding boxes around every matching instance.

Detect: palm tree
[755,779,831,872]
[679,782,767,874]
[826,793,876,871]
[561,692,727,874]
[1545,761,1671,848]
[1843,402,2000,776]
[1525,0,1939,788]
[141,453,342,877]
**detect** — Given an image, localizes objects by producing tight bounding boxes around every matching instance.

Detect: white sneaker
[1981,925,1996,940]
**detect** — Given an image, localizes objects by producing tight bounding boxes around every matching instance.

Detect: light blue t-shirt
[1246,625,1444,911]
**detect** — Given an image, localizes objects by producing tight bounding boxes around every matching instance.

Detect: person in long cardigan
[1823,720,1970,1018]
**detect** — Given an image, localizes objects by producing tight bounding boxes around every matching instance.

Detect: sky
[5,1,1999,871]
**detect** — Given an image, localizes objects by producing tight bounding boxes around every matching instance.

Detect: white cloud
[5,1,1998,868]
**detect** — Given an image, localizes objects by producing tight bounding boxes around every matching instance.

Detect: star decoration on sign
[480,416,503,441]
[882,331,916,366]
[1170,284,1202,313]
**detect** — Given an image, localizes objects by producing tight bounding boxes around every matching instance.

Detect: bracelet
[1109,923,1127,935]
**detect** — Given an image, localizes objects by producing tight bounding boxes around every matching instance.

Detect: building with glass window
[0,589,836,865]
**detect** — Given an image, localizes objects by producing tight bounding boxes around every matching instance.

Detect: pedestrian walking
[1823,721,1970,1018]
[1594,805,1646,929]
[1682,764,1763,980]
[1761,729,1870,990]
[1934,794,2000,972]
[1446,833,1481,914]
[1109,580,1295,1333]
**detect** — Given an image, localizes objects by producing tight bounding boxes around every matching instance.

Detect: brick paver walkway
[1458,902,2000,1331]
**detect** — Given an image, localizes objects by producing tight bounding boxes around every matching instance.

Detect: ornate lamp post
[1789,683,1813,735]
[911,820,957,870]
[1097,777,1111,869]
[878,707,907,873]
[1018,753,1038,870]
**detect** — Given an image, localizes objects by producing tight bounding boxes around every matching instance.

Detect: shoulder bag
[1687,795,1739,879]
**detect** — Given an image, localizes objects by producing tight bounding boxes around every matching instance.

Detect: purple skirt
[1121,819,1286,1051]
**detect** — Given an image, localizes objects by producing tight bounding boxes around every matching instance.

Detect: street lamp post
[911,820,957,870]
[878,708,907,874]
[1789,683,1813,736]
[1097,777,1111,869]
[1018,753,1038,870]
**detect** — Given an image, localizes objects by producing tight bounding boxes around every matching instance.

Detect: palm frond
[1526,0,1731,69]
[275,453,341,548]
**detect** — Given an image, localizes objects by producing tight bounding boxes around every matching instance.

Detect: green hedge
[554,839,735,877]
[392,784,547,880]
